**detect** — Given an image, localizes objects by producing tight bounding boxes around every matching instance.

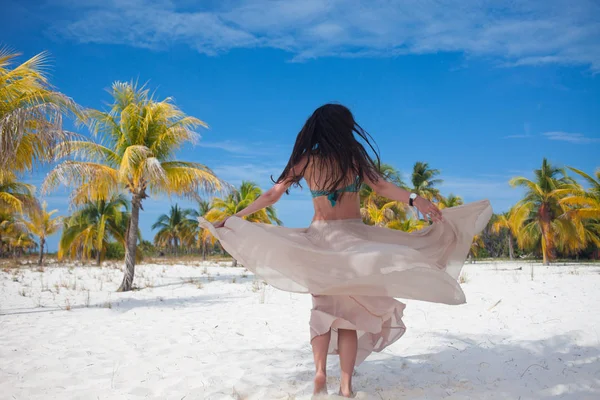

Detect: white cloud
[198,140,287,156]
[55,1,257,55]
[212,163,282,188]
[198,140,255,154]
[543,131,600,144]
[50,0,600,70]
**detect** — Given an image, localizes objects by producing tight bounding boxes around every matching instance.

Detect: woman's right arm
[363,175,444,222]
[212,157,308,228]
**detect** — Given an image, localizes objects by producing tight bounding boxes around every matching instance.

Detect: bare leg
[338,329,358,397]
[311,329,331,395]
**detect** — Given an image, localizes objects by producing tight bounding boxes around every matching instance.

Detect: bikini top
[310,176,361,207]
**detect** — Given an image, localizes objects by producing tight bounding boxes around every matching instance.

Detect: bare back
[303,161,362,222]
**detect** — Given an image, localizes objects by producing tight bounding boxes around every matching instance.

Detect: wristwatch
[409,193,418,207]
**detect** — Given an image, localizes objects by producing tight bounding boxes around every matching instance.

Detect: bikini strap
[310,176,361,206]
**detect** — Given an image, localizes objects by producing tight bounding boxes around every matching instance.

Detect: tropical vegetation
[148,182,282,265]
[509,159,584,265]
[0,49,598,294]
[152,204,196,255]
[18,201,62,265]
[43,82,224,291]
[0,212,36,258]
[491,212,515,260]
[0,50,78,173]
[205,181,281,226]
[59,194,130,265]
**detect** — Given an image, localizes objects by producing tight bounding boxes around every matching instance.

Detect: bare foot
[313,371,327,395]
[339,387,354,398]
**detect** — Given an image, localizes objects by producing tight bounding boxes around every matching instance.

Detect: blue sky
[2,0,599,251]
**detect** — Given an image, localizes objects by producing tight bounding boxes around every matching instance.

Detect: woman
[201,104,492,397]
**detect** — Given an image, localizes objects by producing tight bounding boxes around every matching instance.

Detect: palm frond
[42,161,119,203]
[0,50,81,172]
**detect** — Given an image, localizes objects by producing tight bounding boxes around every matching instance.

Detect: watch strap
[409,193,416,207]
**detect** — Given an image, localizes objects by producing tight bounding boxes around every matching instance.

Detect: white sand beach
[1,261,599,400]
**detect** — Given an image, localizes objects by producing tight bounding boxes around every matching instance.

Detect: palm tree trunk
[38,238,45,266]
[540,229,548,266]
[96,250,102,266]
[118,193,142,292]
[232,258,238,267]
[508,234,514,260]
[539,204,553,266]
[202,240,206,261]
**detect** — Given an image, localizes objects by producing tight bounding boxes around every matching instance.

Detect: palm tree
[410,162,443,201]
[206,181,282,226]
[509,158,580,265]
[360,201,407,227]
[0,170,36,214]
[0,213,13,256]
[491,212,515,260]
[188,200,213,260]
[206,181,281,266]
[43,82,224,291]
[566,167,600,204]
[561,168,600,221]
[10,230,37,257]
[19,201,62,265]
[152,204,194,255]
[0,212,36,257]
[197,199,212,218]
[468,234,486,262]
[387,218,428,232]
[438,194,464,209]
[559,167,600,256]
[358,163,413,230]
[0,50,78,173]
[410,162,443,219]
[59,194,130,265]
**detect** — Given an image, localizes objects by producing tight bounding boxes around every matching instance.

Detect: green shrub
[105,242,125,260]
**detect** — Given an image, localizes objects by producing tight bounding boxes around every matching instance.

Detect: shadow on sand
[1,271,255,316]
[224,333,600,399]
[0,293,240,316]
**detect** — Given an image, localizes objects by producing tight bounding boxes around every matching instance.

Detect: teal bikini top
[310,177,361,207]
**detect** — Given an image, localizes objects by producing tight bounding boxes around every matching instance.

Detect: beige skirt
[310,294,407,365]
[200,199,492,363]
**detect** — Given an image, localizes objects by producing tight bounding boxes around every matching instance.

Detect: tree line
[1,50,598,294]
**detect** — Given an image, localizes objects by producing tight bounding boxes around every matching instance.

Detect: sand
[1,261,599,399]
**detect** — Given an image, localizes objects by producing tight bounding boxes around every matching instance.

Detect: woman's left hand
[213,217,230,228]
[414,197,444,223]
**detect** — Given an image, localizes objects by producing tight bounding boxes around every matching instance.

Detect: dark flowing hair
[275,104,381,194]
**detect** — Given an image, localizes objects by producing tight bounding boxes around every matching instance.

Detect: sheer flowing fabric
[200,199,492,363]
